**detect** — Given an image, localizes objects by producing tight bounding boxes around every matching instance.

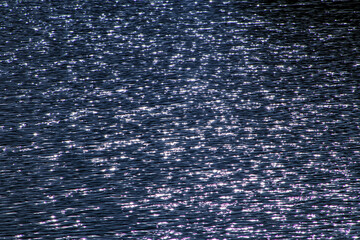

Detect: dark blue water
[1,0,359,239]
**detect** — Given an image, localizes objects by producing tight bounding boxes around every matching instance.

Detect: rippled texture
[1,0,359,239]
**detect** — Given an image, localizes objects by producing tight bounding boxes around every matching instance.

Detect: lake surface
[1,0,359,239]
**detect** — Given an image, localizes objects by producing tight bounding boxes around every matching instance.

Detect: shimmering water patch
[1,0,359,239]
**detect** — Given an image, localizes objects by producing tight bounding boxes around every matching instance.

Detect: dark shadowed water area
[1,0,360,239]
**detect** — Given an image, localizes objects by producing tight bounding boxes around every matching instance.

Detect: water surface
[1,0,359,239]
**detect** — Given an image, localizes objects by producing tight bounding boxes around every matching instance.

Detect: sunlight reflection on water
[1,0,359,239]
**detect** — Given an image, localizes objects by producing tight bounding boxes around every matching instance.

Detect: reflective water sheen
[1,0,359,239]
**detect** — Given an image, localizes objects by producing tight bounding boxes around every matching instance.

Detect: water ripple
[1,0,359,239]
